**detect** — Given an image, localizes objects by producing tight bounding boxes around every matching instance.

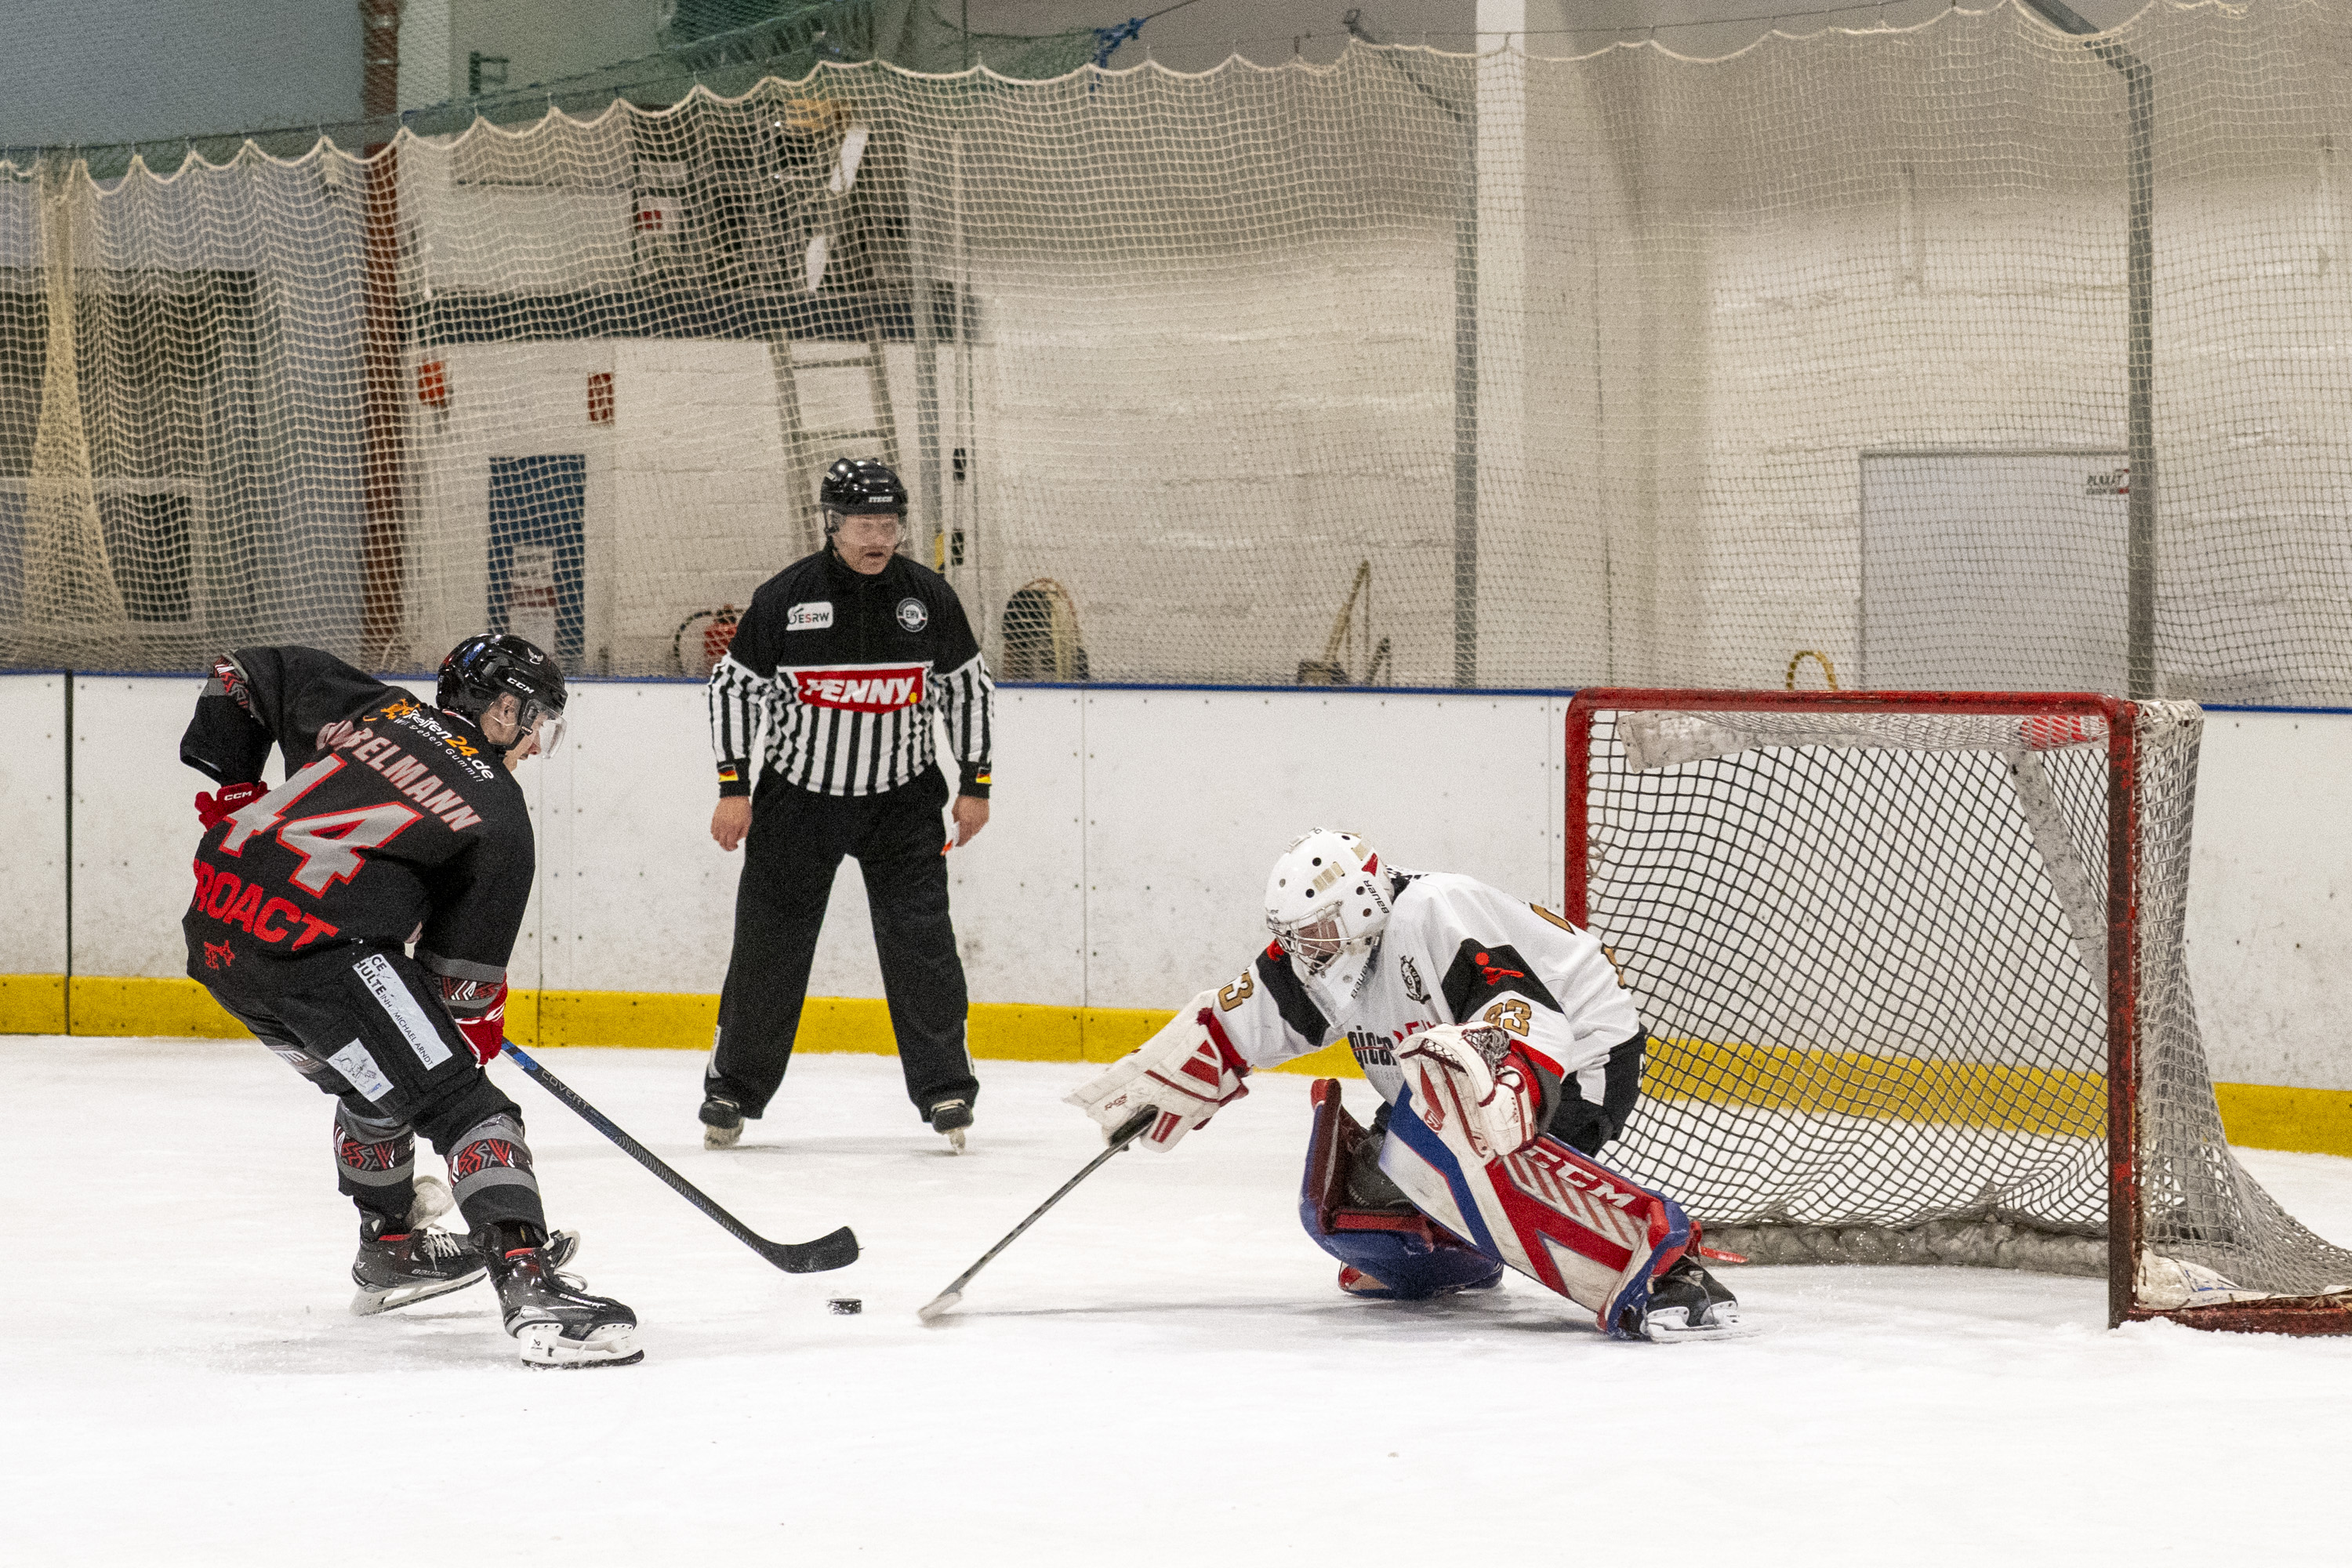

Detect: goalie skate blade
[1636,1305,1758,1343]
[518,1322,644,1370]
[916,1290,962,1323]
[349,1268,488,1317]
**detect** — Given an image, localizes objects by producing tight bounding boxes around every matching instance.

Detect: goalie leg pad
[1379,1083,1694,1339]
[1299,1080,1504,1301]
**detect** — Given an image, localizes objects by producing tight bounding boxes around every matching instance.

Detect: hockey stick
[501,1041,859,1275]
[916,1104,1158,1322]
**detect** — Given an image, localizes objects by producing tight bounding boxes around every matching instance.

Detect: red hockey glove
[194,780,264,830]
[439,977,510,1067]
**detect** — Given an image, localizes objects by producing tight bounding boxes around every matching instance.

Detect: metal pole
[2122,58,2155,702]
[1343,16,1478,686]
[913,134,943,562]
[1454,127,1478,689]
[2022,0,2155,699]
[359,0,405,667]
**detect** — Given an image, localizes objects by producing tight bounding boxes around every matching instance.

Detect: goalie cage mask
[1265,829,1392,986]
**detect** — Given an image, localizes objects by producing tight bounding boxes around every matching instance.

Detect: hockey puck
[828,1298,862,1315]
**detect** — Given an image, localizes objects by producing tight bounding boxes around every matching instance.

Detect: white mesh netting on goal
[4,0,2352,691]
[1575,694,2352,1323]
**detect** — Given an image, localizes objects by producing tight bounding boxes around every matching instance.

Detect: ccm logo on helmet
[789,662,927,713]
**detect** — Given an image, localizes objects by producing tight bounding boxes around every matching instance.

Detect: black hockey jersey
[180,646,533,1002]
[706,547,993,799]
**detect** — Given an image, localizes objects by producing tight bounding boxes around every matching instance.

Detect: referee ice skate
[702,457,995,1152]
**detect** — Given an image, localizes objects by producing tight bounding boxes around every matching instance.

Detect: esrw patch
[788,601,834,632]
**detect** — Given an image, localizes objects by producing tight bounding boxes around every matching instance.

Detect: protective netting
[1581,697,2352,1305]
[5,1,2352,691]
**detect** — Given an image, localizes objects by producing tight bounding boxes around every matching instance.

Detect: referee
[700,458,995,1152]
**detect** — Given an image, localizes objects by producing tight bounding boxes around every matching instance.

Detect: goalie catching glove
[1066,990,1250,1151]
[1394,1023,1561,1163]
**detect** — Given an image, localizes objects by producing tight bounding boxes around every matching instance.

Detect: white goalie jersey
[1210,870,1642,1109]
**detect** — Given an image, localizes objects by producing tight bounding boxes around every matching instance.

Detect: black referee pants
[708,764,977,1121]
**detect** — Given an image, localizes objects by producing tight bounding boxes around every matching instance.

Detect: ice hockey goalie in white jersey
[1069,828,1741,1341]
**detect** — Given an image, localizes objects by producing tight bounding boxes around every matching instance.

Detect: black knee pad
[333,1102,416,1221]
[444,1111,546,1230]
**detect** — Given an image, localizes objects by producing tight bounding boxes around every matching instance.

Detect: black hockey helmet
[818,457,907,529]
[437,633,568,756]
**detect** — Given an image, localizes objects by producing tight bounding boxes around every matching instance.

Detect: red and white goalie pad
[1065,990,1250,1151]
[1393,1023,1555,1163]
[1378,1080,1696,1339]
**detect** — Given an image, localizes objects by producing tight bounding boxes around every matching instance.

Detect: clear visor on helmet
[518,696,566,755]
[828,509,905,546]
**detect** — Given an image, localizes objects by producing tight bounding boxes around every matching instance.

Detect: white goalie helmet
[1264,828,1392,986]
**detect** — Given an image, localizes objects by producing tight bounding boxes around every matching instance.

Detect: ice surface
[7,1038,2350,1563]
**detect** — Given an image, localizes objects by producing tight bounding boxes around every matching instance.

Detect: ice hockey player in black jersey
[180,634,640,1368]
[1067,829,1743,1341]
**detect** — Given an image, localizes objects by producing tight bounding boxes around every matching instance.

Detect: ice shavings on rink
[6,1039,2350,1564]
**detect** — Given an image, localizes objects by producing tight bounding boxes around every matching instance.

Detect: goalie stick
[917,1104,1158,1322]
[501,1041,859,1275]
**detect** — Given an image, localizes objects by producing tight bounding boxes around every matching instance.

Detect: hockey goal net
[1567,689,2352,1334]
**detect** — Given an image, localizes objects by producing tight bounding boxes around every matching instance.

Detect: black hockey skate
[352,1215,487,1315]
[1632,1253,1746,1342]
[927,1097,974,1154]
[478,1224,641,1369]
[700,1092,744,1151]
[353,1215,583,1316]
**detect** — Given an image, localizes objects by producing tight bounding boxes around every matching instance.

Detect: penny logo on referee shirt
[788,662,928,713]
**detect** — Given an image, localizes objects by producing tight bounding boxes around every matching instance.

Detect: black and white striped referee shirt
[707,548,993,799]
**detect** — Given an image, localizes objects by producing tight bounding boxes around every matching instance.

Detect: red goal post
[1563,688,2352,1335]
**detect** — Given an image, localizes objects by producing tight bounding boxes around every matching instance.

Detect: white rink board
[0,673,66,975]
[74,675,223,981]
[946,688,1087,1009]
[47,676,2352,1092]
[1076,690,1566,1008]
[2187,710,2352,1091]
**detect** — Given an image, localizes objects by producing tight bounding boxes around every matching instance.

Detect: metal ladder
[762,109,900,553]
[771,332,900,556]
